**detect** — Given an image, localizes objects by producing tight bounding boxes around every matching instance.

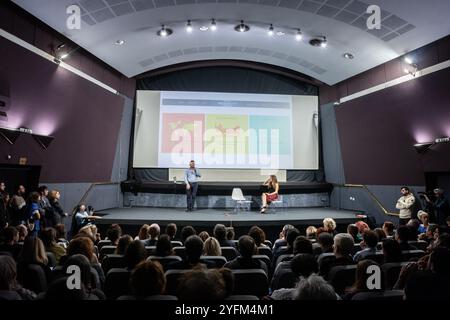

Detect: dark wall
[0,36,125,183]
[335,66,450,186]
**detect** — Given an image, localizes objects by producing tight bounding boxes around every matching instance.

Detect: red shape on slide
[161,113,205,153]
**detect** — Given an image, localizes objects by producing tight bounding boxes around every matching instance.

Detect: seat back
[257,247,273,260]
[401,250,425,261]
[164,269,191,295]
[104,268,131,300]
[328,265,357,295]
[363,252,385,264]
[232,269,268,297]
[381,262,408,289]
[408,241,427,251]
[145,246,157,257]
[171,241,183,247]
[351,290,404,301]
[252,255,271,271]
[275,253,294,266]
[271,261,298,290]
[232,188,245,201]
[147,256,183,271]
[173,247,186,260]
[221,247,238,261]
[23,264,48,294]
[97,240,111,250]
[102,254,126,274]
[264,240,273,247]
[46,252,57,268]
[351,244,362,255]
[226,295,259,300]
[200,256,227,268]
[100,246,116,260]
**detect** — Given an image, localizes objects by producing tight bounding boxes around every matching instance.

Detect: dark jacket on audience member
[320,255,355,280]
[166,260,216,270]
[399,242,417,251]
[49,201,66,226]
[218,239,236,248]
[224,257,268,275]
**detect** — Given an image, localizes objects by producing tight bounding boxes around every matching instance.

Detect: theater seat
[401,250,425,261]
[264,240,273,248]
[231,269,268,297]
[257,247,273,260]
[22,264,48,294]
[363,252,385,264]
[173,247,186,260]
[171,241,183,247]
[351,290,404,301]
[408,241,427,251]
[46,252,57,268]
[271,261,298,290]
[165,269,191,296]
[145,246,157,257]
[226,295,259,300]
[252,255,271,272]
[221,247,238,261]
[328,265,357,295]
[275,253,294,266]
[100,246,116,260]
[147,256,182,271]
[102,254,126,274]
[200,256,227,268]
[382,262,408,289]
[97,240,111,251]
[104,268,130,300]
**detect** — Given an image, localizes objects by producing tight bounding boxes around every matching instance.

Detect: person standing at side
[423,188,450,226]
[185,160,201,212]
[396,186,415,226]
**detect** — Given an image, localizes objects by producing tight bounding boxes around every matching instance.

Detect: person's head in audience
[237,235,256,259]
[361,230,378,249]
[418,211,430,227]
[185,235,204,263]
[306,226,317,240]
[54,224,66,240]
[426,224,438,240]
[124,240,146,270]
[203,237,221,256]
[279,224,294,240]
[0,256,18,292]
[248,226,266,247]
[217,268,234,298]
[156,234,173,257]
[130,260,165,298]
[355,221,370,234]
[347,224,359,242]
[198,231,210,242]
[47,190,61,203]
[67,237,96,263]
[29,191,41,204]
[16,224,28,242]
[165,223,177,240]
[317,232,334,253]
[291,254,318,278]
[351,259,382,292]
[226,227,235,241]
[3,226,19,245]
[19,236,48,266]
[181,226,196,244]
[106,224,122,246]
[323,218,336,234]
[76,225,96,243]
[149,223,160,240]
[407,219,420,240]
[37,185,48,198]
[395,225,410,243]
[382,238,402,263]
[17,185,25,196]
[382,221,395,237]
[286,228,301,252]
[39,227,58,248]
[293,236,313,255]
[333,233,355,258]
[374,228,387,242]
[137,224,150,240]
[213,224,227,243]
[0,181,5,193]
[294,274,337,300]
[177,268,226,301]
[63,254,95,291]
[116,235,133,255]
[44,277,87,300]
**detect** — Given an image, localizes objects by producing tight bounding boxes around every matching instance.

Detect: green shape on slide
[249,115,291,155]
[205,114,249,155]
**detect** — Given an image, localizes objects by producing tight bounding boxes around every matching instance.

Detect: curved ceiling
[12,0,450,85]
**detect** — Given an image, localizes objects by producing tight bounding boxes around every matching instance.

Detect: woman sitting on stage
[260,175,279,214]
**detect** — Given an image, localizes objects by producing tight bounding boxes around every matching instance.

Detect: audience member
[16,224,28,243]
[273,224,294,254]
[226,227,235,241]
[347,224,360,243]
[39,227,66,264]
[180,226,196,244]
[313,232,333,256]
[144,223,160,246]
[248,226,267,247]
[168,235,214,269]
[293,236,313,255]
[354,230,378,262]
[155,234,173,257]
[203,237,221,256]
[0,226,22,260]
[382,238,403,263]
[0,255,36,300]
[342,259,383,300]
[54,223,69,248]
[320,233,355,279]
[396,225,417,251]
[47,190,67,226]
[106,224,122,246]
[10,185,26,226]
[176,268,226,301]
[124,240,146,270]
[213,224,235,247]
[305,226,317,240]
[224,235,268,274]
[293,274,337,300]
[417,211,430,234]
[135,224,149,241]
[374,228,387,242]
[127,260,165,299]
[198,231,209,242]
[382,221,395,238]
[165,223,178,241]
[323,218,337,235]
[115,235,133,255]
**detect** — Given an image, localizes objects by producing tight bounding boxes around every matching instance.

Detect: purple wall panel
[335,67,450,185]
[0,37,125,183]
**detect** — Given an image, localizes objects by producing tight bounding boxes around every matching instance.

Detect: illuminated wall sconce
[414,137,450,154]
[403,56,419,76]
[0,126,54,150]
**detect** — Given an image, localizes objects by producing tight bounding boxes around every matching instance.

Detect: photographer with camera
[422,188,450,226]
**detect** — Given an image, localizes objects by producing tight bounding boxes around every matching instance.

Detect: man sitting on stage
[185,160,201,212]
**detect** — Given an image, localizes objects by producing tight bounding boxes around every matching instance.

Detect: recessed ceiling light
[309,36,327,48]
[210,19,217,31]
[295,29,303,41]
[157,25,173,37]
[235,20,250,32]
[268,24,274,36]
[343,53,354,60]
[115,40,125,46]
[276,31,285,36]
[186,20,193,33]
[199,25,209,31]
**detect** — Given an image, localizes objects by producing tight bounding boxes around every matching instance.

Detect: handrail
[79,182,119,205]
[337,184,399,217]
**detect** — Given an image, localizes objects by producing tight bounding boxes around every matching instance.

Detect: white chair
[231,188,252,213]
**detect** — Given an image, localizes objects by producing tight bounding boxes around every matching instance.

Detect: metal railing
[79,181,119,205]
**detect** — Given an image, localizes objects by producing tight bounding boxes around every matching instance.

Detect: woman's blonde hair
[138,224,150,240]
[323,218,337,231]
[203,237,222,256]
[306,226,317,238]
[270,175,278,186]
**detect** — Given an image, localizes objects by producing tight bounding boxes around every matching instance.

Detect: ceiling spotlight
[199,25,209,31]
[235,20,250,32]
[115,40,125,46]
[295,29,303,41]
[210,19,217,31]
[157,25,172,37]
[343,53,354,60]
[320,37,327,48]
[276,31,285,36]
[268,24,274,36]
[60,53,69,60]
[186,20,193,33]
[309,36,327,48]
[404,56,413,65]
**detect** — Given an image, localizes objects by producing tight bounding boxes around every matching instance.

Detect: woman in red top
[261,175,279,214]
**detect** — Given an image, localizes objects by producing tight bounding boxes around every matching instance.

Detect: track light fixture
[234,20,250,32]
[268,24,274,36]
[157,25,173,37]
[295,29,303,41]
[186,20,193,33]
[210,19,217,31]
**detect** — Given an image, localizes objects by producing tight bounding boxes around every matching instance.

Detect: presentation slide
[133,90,319,170]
